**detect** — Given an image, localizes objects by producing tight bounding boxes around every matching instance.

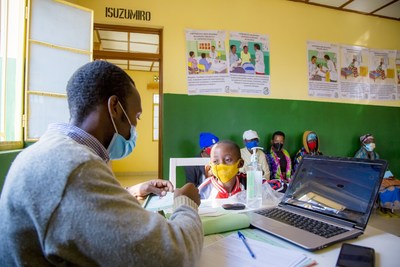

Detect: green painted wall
[162,94,400,187]
[2,95,399,192]
[0,150,21,193]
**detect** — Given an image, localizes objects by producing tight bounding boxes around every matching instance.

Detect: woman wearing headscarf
[354,134,379,160]
[266,131,292,183]
[354,134,400,217]
[293,131,322,173]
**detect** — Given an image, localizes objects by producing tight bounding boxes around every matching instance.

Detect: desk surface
[202,225,400,267]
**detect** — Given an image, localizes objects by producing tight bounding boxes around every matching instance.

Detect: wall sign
[105,7,151,21]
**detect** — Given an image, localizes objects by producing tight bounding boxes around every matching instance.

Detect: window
[0,0,92,149]
[25,0,92,141]
[153,94,159,141]
[0,0,25,150]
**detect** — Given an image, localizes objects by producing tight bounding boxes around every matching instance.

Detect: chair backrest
[169,157,210,187]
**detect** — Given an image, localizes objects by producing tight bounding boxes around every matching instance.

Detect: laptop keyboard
[255,208,349,238]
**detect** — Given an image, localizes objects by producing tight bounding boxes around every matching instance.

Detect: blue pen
[237,231,256,259]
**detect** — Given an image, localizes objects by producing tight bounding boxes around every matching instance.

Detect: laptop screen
[282,156,387,228]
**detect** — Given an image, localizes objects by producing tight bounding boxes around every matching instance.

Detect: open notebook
[247,155,387,251]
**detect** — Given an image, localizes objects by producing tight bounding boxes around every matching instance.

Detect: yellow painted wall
[111,70,159,174]
[74,0,400,107]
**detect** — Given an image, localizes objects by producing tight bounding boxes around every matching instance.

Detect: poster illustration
[185,29,229,95]
[229,31,270,95]
[339,45,370,100]
[396,51,400,99]
[368,49,396,100]
[307,41,340,98]
[307,42,397,102]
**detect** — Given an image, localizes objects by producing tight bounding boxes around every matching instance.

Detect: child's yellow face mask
[210,160,241,183]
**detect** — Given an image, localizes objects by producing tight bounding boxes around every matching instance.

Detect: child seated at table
[199,53,212,72]
[199,140,287,199]
[198,140,246,199]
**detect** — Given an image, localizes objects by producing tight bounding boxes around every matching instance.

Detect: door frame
[93,23,164,178]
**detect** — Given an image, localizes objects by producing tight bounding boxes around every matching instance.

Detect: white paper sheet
[200,233,310,267]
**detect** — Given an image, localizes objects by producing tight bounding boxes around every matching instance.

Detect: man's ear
[107,95,120,117]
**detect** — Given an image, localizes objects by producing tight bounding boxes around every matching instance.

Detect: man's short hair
[66,60,135,124]
[272,131,285,140]
[215,140,241,159]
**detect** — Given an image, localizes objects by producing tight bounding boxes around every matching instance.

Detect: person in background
[185,132,219,187]
[229,44,241,70]
[266,131,292,183]
[239,130,270,180]
[0,61,203,266]
[354,133,400,217]
[308,55,318,79]
[199,52,212,72]
[376,58,386,80]
[348,57,359,77]
[198,140,246,199]
[354,134,379,160]
[293,130,323,173]
[254,43,265,75]
[188,51,198,74]
[209,45,218,60]
[240,45,251,64]
[324,54,338,82]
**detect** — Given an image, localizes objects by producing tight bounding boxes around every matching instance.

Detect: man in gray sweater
[0,61,203,266]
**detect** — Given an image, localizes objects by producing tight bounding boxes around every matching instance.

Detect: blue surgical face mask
[364,143,375,152]
[245,140,259,150]
[107,101,137,160]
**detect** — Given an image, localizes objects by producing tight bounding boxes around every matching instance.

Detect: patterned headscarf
[360,134,373,144]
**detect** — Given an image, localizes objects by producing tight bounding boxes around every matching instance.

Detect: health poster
[185,29,229,95]
[307,41,340,98]
[228,31,270,96]
[395,51,400,99]
[368,49,397,101]
[339,45,370,100]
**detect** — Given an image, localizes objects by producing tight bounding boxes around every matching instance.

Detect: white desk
[202,225,400,266]
[209,61,227,73]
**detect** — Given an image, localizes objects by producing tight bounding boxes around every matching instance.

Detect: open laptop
[247,155,387,251]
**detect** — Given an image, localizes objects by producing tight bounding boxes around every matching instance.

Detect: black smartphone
[336,243,375,267]
[221,203,246,210]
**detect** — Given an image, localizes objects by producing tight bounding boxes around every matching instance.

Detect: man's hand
[127,179,174,200]
[174,183,200,206]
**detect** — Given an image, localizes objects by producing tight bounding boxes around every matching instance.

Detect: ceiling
[94,28,160,72]
[290,0,400,20]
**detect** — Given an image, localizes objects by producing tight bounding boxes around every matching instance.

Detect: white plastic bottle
[246,147,263,209]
